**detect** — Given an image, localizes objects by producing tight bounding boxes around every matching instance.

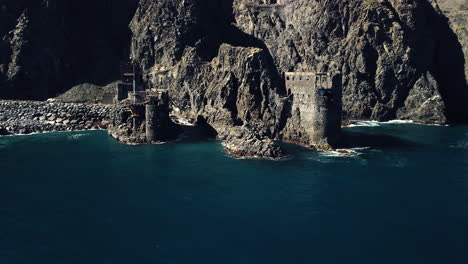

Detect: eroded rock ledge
[218,126,284,159]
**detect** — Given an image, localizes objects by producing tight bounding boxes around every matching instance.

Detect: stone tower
[285,72,342,149]
[145,90,170,143]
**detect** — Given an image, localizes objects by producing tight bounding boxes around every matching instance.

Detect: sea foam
[344,119,448,128]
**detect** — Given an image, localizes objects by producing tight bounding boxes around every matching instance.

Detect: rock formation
[0,0,467,157]
[232,0,467,124]
[128,0,467,156]
[108,92,181,145]
[437,0,468,85]
[0,0,139,99]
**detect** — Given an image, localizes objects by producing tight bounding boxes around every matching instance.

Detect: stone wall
[0,100,115,135]
[284,72,342,149]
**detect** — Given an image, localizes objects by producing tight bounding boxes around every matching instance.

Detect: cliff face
[0,0,139,99]
[233,0,467,123]
[130,0,288,144]
[437,0,468,85]
[1,0,466,141]
[130,0,467,147]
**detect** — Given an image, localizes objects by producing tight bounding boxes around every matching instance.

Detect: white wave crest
[344,121,381,128]
[383,120,414,124]
[313,147,369,160]
[344,119,449,128]
[67,133,87,140]
[172,117,195,127]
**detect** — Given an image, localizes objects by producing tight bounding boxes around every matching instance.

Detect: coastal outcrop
[218,126,284,159]
[128,0,467,157]
[107,105,148,144]
[1,0,467,158]
[107,103,181,145]
[0,100,114,135]
[232,0,466,123]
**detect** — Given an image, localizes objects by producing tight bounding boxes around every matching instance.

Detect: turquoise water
[0,123,467,264]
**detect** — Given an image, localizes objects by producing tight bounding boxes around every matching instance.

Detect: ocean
[1,122,467,264]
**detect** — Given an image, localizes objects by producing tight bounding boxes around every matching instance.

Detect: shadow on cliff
[175,116,218,143]
[0,0,140,99]
[422,1,468,123]
[204,0,468,124]
[226,24,286,95]
[197,0,285,94]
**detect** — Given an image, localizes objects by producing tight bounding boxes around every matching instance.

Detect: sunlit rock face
[1,0,467,155]
[1,0,465,124]
[232,0,466,124]
[130,0,466,147]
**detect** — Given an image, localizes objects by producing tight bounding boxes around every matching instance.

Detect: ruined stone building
[285,72,342,149]
[110,61,173,144]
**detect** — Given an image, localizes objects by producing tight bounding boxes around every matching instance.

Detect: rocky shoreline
[0,100,114,135]
[0,99,285,158]
[0,99,455,159]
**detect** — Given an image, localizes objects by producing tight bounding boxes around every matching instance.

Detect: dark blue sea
[1,122,467,264]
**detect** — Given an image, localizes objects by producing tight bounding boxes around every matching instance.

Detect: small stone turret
[145,90,170,143]
[285,72,342,149]
[109,88,176,144]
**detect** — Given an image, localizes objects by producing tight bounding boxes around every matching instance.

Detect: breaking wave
[344,121,382,128]
[344,120,449,128]
[305,147,372,164]
[67,133,88,140]
[323,147,369,157]
[172,117,196,127]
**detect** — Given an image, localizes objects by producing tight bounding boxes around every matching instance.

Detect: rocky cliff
[233,0,467,123]
[1,0,467,154]
[437,0,468,85]
[0,0,139,99]
[129,0,467,151]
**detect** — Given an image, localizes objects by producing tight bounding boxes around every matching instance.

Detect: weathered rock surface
[0,100,114,134]
[108,104,181,145]
[1,0,467,158]
[219,126,284,159]
[233,0,466,123]
[108,105,148,144]
[396,72,447,124]
[0,0,139,99]
[129,0,467,157]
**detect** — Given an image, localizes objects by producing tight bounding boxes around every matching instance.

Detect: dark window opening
[318,89,332,98]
